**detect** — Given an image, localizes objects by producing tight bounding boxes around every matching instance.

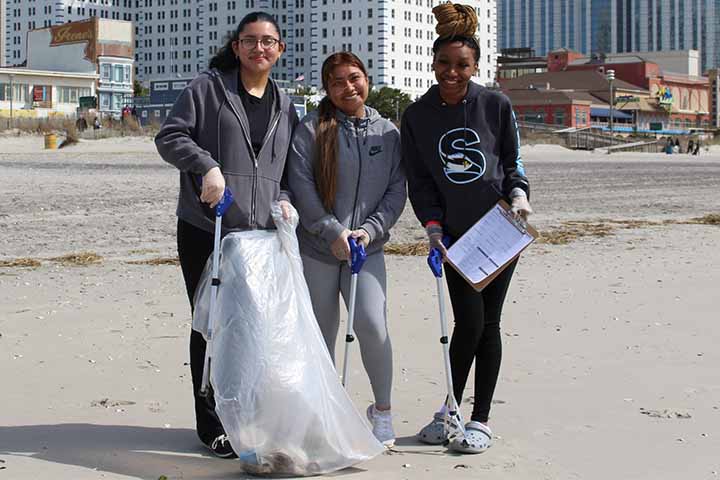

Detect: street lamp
[606,69,615,143]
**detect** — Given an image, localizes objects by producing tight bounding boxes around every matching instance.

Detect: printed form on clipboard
[446,200,538,291]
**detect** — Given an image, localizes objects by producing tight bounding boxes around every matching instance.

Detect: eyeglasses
[238,36,280,49]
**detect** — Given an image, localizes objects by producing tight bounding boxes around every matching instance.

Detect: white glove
[200,166,225,208]
[510,189,532,220]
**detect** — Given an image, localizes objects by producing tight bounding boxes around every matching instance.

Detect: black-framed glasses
[238,36,280,49]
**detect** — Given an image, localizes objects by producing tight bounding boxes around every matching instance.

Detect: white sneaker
[366,404,395,446]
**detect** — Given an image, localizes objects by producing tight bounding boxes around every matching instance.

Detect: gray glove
[426,223,447,257]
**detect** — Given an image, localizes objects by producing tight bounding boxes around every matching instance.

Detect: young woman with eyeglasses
[155,12,298,458]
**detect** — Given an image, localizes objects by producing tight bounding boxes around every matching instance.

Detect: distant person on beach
[688,139,694,154]
[693,140,701,155]
[673,138,680,154]
[401,3,531,454]
[286,51,407,446]
[155,12,297,459]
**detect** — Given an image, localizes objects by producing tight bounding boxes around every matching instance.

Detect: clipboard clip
[499,205,528,234]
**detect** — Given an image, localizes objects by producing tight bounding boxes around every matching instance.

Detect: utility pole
[9,73,15,129]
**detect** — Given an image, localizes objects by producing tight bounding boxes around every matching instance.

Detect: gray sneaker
[366,404,396,446]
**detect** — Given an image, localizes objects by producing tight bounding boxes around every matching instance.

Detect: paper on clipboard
[446,200,536,291]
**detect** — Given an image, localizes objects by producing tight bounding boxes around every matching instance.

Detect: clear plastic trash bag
[192,202,384,475]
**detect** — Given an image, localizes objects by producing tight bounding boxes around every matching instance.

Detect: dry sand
[1,135,719,479]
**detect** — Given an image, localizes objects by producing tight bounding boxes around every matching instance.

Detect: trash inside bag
[193,202,384,475]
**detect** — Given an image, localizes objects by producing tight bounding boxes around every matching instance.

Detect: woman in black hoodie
[401,4,532,454]
[155,12,298,458]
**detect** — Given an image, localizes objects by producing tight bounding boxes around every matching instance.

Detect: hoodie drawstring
[462,98,468,164]
[216,96,226,169]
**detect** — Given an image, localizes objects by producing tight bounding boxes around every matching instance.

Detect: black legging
[176,218,224,445]
[446,258,518,423]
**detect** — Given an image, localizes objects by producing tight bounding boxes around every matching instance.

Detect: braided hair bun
[432,2,478,39]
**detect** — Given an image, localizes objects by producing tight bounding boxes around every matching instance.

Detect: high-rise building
[4,0,497,97]
[0,0,6,66]
[499,0,720,74]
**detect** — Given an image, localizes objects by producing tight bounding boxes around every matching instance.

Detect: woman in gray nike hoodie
[287,52,406,446]
[154,12,298,457]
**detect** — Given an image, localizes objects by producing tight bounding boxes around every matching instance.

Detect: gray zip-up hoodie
[287,106,407,262]
[155,67,299,234]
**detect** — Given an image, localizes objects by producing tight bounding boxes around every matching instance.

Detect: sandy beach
[1,135,719,479]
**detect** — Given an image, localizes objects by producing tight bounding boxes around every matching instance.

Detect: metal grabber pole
[341,236,367,389]
[199,187,234,397]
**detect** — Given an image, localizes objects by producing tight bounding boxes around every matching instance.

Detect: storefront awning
[590,107,633,119]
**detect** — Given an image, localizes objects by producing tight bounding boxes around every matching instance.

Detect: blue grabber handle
[427,236,451,278]
[348,237,367,274]
[215,188,234,217]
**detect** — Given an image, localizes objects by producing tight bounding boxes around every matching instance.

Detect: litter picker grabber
[341,237,367,389]
[427,245,468,446]
[199,187,234,398]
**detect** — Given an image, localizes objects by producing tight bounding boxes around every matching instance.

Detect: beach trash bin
[44,133,57,150]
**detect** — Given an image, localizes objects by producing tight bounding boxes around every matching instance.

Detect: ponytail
[315,96,339,211]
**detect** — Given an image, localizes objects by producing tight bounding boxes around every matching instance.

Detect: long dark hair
[315,52,368,211]
[208,12,282,72]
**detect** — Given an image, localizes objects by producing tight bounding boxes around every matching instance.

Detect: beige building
[27,18,134,115]
[0,17,133,120]
[0,68,97,120]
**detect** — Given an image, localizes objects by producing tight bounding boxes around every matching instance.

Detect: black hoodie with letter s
[401,81,529,239]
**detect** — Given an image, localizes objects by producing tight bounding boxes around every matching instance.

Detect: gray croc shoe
[449,421,492,454]
[417,412,448,445]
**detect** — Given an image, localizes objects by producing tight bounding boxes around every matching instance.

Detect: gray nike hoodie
[287,106,407,262]
[155,67,299,234]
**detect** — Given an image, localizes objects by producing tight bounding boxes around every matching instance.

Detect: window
[114,65,124,82]
[57,86,82,103]
[100,92,111,109]
[101,63,111,80]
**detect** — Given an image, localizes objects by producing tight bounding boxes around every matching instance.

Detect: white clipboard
[445,200,537,291]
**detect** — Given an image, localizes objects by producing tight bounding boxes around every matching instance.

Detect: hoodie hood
[334,105,382,149]
[418,81,483,110]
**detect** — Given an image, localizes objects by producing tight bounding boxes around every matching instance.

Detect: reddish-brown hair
[315,52,368,211]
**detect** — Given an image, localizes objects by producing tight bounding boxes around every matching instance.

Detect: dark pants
[177,219,224,445]
[446,258,518,423]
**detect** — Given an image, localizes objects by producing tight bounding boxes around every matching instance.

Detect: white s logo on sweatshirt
[437,127,486,184]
